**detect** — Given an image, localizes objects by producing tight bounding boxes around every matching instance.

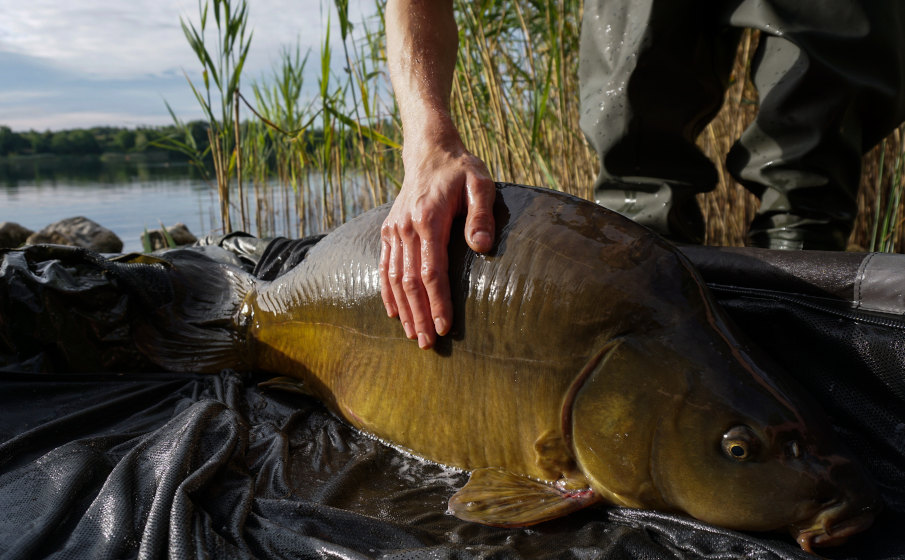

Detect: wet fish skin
[235,183,878,550]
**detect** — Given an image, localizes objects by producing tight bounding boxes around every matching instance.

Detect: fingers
[464,175,496,253]
[403,235,438,348]
[379,237,398,319]
[380,218,442,349]
[380,226,416,340]
[420,232,452,338]
[378,150,494,350]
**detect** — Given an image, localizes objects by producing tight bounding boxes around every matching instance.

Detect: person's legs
[726,0,905,249]
[579,0,740,243]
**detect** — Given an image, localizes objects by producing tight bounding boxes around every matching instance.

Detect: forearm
[381,0,496,349]
[385,0,462,153]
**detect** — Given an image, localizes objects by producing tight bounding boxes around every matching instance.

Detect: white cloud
[1,2,183,77]
[0,89,59,104]
[0,0,375,79]
[0,0,382,130]
[3,110,179,131]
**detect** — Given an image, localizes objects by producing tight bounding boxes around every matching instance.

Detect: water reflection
[0,154,202,187]
[0,155,219,253]
[0,155,370,253]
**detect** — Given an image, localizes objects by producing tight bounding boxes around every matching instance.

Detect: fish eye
[722,426,759,462]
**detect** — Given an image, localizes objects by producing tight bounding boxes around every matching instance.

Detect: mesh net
[0,240,902,560]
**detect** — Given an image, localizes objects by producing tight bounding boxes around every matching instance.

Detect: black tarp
[0,237,903,560]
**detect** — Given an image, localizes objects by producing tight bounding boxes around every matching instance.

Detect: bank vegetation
[8,0,901,252]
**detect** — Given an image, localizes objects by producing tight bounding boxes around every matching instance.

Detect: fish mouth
[793,502,880,553]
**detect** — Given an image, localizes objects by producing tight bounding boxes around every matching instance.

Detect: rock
[30,231,71,246]
[141,223,198,251]
[0,222,34,249]
[26,217,123,253]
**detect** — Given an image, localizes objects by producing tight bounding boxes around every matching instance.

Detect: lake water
[0,156,285,253]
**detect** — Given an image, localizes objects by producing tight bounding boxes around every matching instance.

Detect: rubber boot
[594,180,705,244]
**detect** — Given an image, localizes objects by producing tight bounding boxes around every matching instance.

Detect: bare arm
[381,0,496,349]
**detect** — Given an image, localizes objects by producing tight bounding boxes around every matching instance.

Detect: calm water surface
[2,156,233,252]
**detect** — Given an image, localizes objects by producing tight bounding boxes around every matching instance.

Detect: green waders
[579,0,905,249]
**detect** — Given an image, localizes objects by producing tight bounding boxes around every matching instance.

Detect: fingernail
[417,332,430,349]
[403,321,414,339]
[434,317,447,336]
[471,230,492,250]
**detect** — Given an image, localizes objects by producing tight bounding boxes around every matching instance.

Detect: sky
[0,0,379,131]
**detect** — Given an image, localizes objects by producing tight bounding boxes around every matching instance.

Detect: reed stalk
[174,0,252,234]
[164,0,903,253]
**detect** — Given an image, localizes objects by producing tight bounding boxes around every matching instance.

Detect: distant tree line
[0,122,370,166]
[0,123,212,158]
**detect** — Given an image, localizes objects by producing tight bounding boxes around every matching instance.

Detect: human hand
[379,145,495,349]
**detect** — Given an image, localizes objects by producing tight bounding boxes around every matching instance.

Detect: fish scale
[138,182,880,553]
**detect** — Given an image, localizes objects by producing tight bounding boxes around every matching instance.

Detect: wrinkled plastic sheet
[0,241,903,560]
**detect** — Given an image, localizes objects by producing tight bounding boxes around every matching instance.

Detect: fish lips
[792,498,881,552]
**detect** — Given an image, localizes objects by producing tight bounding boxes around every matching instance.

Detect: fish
[127,183,879,552]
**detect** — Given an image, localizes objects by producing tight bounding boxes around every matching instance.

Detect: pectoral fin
[534,429,577,481]
[258,376,315,396]
[448,467,598,527]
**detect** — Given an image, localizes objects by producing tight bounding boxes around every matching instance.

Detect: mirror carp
[138,183,879,553]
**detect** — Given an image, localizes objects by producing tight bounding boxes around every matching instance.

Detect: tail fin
[118,249,257,373]
[0,245,255,373]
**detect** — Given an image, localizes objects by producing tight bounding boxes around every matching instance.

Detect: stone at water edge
[141,223,198,251]
[26,217,123,253]
[0,222,34,249]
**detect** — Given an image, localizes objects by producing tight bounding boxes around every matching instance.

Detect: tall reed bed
[170,0,904,252]
[166,0,402,239]
[857,131,905,253]
[699,30,905,251]
[448,0,596,200]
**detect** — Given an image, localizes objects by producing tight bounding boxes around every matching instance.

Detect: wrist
[401,112,466,163]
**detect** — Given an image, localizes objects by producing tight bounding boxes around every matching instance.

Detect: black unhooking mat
[0,234,903,560]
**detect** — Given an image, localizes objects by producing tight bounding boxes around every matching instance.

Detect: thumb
[464,178,496,253]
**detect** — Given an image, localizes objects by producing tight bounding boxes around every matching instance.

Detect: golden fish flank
[142,182,880,553]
